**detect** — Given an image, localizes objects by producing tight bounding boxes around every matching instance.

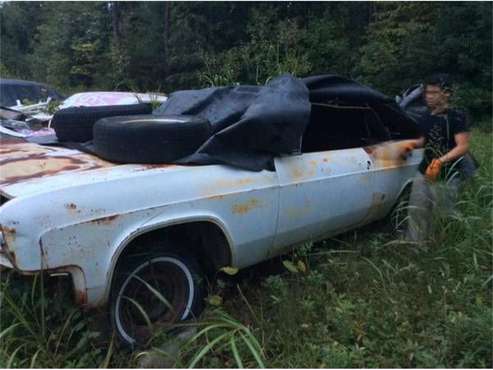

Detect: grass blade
[188,331,230,368]
[482,274,493,288]
[7,343,25,368]
[230,336,243,368]
[0,322,21,340]
[2,292,37,339]
[54,309,78,355]
[362,257,387,291]
[99,332,114,368]
[185,323,231,346]
[29,348,42,368]
[131,274,174,311]
[122,296,152,329]
[239,331,265,368]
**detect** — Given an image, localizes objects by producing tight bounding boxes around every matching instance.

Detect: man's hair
[424,73,453,92]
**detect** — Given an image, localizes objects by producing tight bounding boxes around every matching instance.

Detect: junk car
[0,74,422,346]
[0,78,64,111]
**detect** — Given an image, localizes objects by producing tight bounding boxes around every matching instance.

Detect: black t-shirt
[418,108,470,178]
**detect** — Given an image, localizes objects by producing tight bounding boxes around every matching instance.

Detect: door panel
[362,140,424,221]
[272,148,374,255]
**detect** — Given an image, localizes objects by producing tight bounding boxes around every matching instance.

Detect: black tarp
[154,74,420,171]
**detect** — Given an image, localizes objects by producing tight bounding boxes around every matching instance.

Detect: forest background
[1,1,492,122]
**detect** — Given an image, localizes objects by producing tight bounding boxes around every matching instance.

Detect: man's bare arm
[439,132,470,163]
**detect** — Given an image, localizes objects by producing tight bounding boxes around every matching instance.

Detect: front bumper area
[0,227,15,269]
[0,253,13,270]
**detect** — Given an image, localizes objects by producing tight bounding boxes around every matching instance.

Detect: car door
[271,147,375,256]
[362,140,424,221]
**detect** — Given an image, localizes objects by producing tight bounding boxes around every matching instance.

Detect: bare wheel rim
[114,256,195,345]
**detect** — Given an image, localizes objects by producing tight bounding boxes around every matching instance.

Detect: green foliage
[356,3,436,92]
[356,2,492,120]
[454,84,493,124]
[28,2,112,91]
[199,8,312,87]
[301,4,370,77]
[0,2,44,80]
[0,64,14,79]
[178,310,266,368]
[0,273,114,367]
[1,1,490,118]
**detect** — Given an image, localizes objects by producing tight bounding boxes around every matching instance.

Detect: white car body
[0,136,422,308]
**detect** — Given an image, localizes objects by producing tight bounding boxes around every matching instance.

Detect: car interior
[301,102,391,153]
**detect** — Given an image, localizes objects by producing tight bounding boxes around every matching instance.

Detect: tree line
[1,1,491,120]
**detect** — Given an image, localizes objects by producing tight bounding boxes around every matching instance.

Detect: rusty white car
[0,99,423,346]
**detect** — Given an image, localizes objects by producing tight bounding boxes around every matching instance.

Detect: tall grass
[0,273,116,367]
[0,126,491,367]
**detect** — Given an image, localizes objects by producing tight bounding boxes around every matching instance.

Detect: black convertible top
[155,74,420,171]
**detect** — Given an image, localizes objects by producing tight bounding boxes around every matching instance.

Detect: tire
[52,103,152,142]
[93,115,210,163]
[110,252,205,348]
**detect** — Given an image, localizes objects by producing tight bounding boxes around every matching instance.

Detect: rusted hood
[0,137,112,196]
[0,138,180,199]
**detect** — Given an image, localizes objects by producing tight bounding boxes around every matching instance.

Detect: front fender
[40,206,237,307]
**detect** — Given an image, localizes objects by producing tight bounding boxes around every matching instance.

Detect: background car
[59,91,167,109]
[0,78,64,108]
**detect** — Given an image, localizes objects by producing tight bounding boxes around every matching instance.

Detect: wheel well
[115,221,232,277]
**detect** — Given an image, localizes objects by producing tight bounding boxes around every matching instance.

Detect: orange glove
[400,141,417,160]
[425,159,442,182]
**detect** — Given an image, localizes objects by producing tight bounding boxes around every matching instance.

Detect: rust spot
[2,226,16,234]
[291,165,316,181]
[65,203,77,210]
[203,178,256,198]
[237,178,253,186]
[214,178,254,188]
[89,214,119,225]
[2,226,17,245]
[1,165,81,185]
[74,289,88,305]
[0,154,87,167]
[0,137,25,145]
[0,149,22,155]
[0,142,115,186]
[291,167,304,180]
[208,194,225,200]
[367,140,417,168]
[232,199,261,215]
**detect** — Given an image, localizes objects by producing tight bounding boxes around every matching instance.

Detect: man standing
[406,73,474,243]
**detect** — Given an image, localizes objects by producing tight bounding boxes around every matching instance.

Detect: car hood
[0,137,181,199]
